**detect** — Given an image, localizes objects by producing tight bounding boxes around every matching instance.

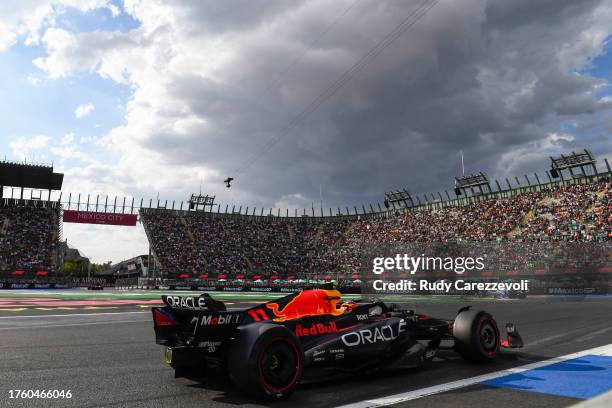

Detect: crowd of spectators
[521,183,608,240]
[141,181,611,280]
[140,211,202,275]
[0,205,58,273]
[1,181,608,287]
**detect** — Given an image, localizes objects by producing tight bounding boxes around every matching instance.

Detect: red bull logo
[295,322,338,337]
[266,289,345,322]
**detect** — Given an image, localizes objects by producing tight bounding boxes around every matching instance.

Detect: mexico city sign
[63,210,137,226]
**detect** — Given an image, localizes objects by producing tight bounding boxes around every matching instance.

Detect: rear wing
[152,293,245,348]
[161,293,227,312]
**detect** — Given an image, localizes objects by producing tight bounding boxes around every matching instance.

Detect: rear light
[153,308,178,327]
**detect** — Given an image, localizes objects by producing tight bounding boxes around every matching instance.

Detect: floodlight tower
[188,194,216,210]
[384,188,414,209]
[454,172,492,197]
[549,149,597,180]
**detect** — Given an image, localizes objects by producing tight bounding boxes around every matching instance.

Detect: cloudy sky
[1,0,611,263]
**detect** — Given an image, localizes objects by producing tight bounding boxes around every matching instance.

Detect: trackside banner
[63,210,137,226]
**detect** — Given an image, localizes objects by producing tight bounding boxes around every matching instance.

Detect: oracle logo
[164,295,207,310]
[341,320,406,347]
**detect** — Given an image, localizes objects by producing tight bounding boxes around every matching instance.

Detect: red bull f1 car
[152,289,524,399]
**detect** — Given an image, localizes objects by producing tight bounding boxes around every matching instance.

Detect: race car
[494,288,527,299]
[492,279,528,299]
[152,289,523,400]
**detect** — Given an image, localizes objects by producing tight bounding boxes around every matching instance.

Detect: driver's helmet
[339,301,357,313]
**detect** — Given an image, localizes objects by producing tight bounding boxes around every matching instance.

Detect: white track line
[0,311,149,319]
[336,343,612,408]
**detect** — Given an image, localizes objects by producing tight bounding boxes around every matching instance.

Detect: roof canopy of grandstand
[550,149,598,179]
[384,188,414,209]
[454,172,492,197]
[188,194,216,210]
[0,160,64,197]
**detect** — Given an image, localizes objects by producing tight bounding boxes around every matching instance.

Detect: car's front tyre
[453,310,500,361]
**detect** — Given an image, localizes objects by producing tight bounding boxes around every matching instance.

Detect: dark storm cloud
[167,0,307,35]
[140,0,612,209]
[483,0,602,31]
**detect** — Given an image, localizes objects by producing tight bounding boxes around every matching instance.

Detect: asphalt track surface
[0,293,611,408]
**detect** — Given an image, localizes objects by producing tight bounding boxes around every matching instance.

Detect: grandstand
[0,200,60,278]
[140,178,611,284]
[0,160,63,279]
[0,153,610,294]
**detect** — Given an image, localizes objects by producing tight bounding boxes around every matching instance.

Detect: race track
[0,292,611,408]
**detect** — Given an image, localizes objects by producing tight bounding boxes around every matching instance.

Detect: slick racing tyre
[228,323,303,400]
[453,310,500,361]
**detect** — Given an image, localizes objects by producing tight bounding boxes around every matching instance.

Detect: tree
[91,262,112,274]
[59,259,86,276]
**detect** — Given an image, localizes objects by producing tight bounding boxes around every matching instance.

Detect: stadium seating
[0,204,59,275]
[141,181,611,279]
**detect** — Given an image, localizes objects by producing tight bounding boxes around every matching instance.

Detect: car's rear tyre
[453,310,500,361]
[228,324,303,400]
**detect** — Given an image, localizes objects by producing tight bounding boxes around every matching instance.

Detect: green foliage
[92,262,112,273]
[59,260,110,277]
[59,259,86,276]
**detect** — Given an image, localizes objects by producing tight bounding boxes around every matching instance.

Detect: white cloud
[24,1,612,207]
[0,2,52,50]
[61,132,75,145]
[78,135,97,144]
[26,74,41,85]
[5,1,612,262]
[493,132,577,178]
[9,132,92,167]
[544,132,576,148]
[9,134,51,159]
[62,223,148,264]
[600,95,612,103]
[107,3,121,17]
[0,1,111,52]
[52,133,94,163]
[33,28,78,78]
[75,102,94,118]
[49,145,91,162]
[0,22,18,51]
[274,193,312,211]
